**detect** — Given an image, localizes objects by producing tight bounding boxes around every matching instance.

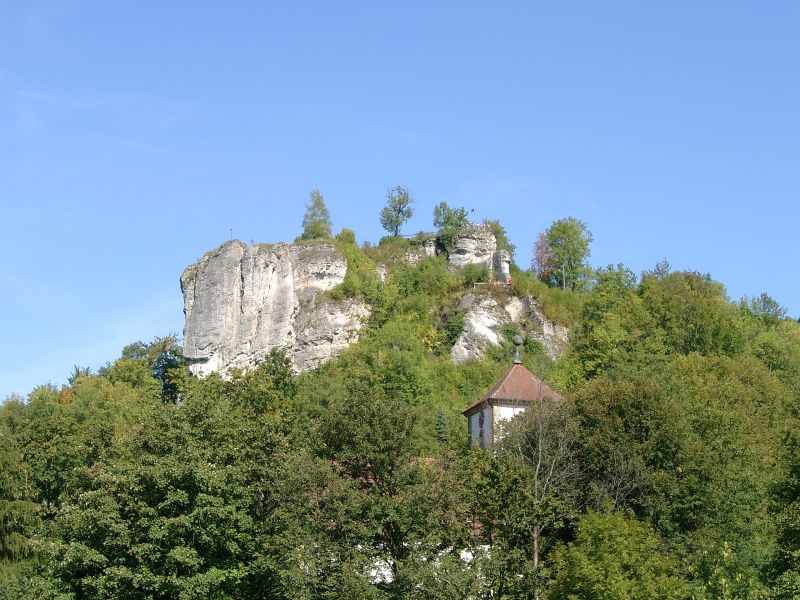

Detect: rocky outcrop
[375,238,437,281]
[447,226,497,272]
[374,227,509,282]
[493,250,512,283]
[181,230,568,380]
[527,303,570,359]
[451,293,569,363]
[181,240,369,377]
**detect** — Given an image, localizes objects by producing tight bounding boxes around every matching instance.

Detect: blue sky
[2,1,799,398]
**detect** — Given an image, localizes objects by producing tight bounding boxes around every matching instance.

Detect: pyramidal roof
[462,363,562,416]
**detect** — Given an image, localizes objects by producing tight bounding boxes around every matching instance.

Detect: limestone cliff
[447,225,497,272]
[180,240,369,377]
[451,293,569,363]
[181,229,568,379]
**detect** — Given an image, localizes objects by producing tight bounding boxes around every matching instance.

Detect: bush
[486,219,516,258]
[330,236,381,303]
[335,228,357,245]
[391,256,458,300]
[550,511,691,599]
[443,310,466,350]
[462,264,489,287]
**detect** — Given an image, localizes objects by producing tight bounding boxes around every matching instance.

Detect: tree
[379,185,414,237]
[298,189,332,241]
[0,425,36,571]
[573,265,662,379]
[493,397,581,598]
[433,202,470,251]
[743,292,787,326]
[320,392,419,590]
[549,511,691,599]
[532,232,554,282]
[41,372,290,599]
[487,220,516,258]
[542,217,593,291]
[639,271,745,356]
[103,336,187,403]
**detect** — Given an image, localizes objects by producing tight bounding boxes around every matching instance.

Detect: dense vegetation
[2,213,799,599]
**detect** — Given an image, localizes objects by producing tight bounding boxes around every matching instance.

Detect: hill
[2,219,799,599]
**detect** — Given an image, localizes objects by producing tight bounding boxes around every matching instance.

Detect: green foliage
[574,264,663,378]
[639,270,745,356]
[461,263,489,287]
[508,265,585,329]
[103,336,188,403]
[494,398,581,596]
[330,233,381,303]
[772,570,800,600]
[771,428,800,597]
[0,425,37,569]
[573,266,753,380]
[3,379,151,511]
[6,219,800,597]
[224,349,296,410]
[571,354,791,592]
[39,369,290,599]
[433,202,470,251]
[443,310,466,350]
[688,538,766,600]
[335,227,356,245]
[486,219,516,259]
[540,217,593,291]
[549,511,691,599]
[322,392,416,494]
[379,185,414,237]
[297,189,332,241]
[741,292,788,326]
[390,256,459,303]
[67,365,91,386]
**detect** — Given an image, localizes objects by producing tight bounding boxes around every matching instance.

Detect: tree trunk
[533,526,541,600]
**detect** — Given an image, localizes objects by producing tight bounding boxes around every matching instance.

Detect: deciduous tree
[433,202,470,251]
[542,217,593,291]
[379,185,414,237]
[494,397,580,598]
[549,510,691,599]
[298,189,332,241]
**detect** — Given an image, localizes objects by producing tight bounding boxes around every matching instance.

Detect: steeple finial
[512,335,524,364]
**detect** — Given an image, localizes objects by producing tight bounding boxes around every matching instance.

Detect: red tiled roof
[462,363,562,416]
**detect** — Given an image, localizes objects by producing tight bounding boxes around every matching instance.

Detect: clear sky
[2,1,799,398]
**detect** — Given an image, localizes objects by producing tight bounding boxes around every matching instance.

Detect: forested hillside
[2,211,800,599]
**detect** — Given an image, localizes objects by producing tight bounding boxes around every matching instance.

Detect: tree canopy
[2,213,798,599]
[433,201,470,251]
[537,217,593,291]
[297,189,332,241]
[379,185,414,237]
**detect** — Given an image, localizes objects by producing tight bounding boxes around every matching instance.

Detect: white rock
[447,226,497,272]
[451,293,569,363]
[181,240,369,377]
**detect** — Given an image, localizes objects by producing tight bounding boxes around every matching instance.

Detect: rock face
[181,230,570,380]
[447,226,497,272]
[181,240,369,377]
[493,250,512,283]
[451,293,569,363]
